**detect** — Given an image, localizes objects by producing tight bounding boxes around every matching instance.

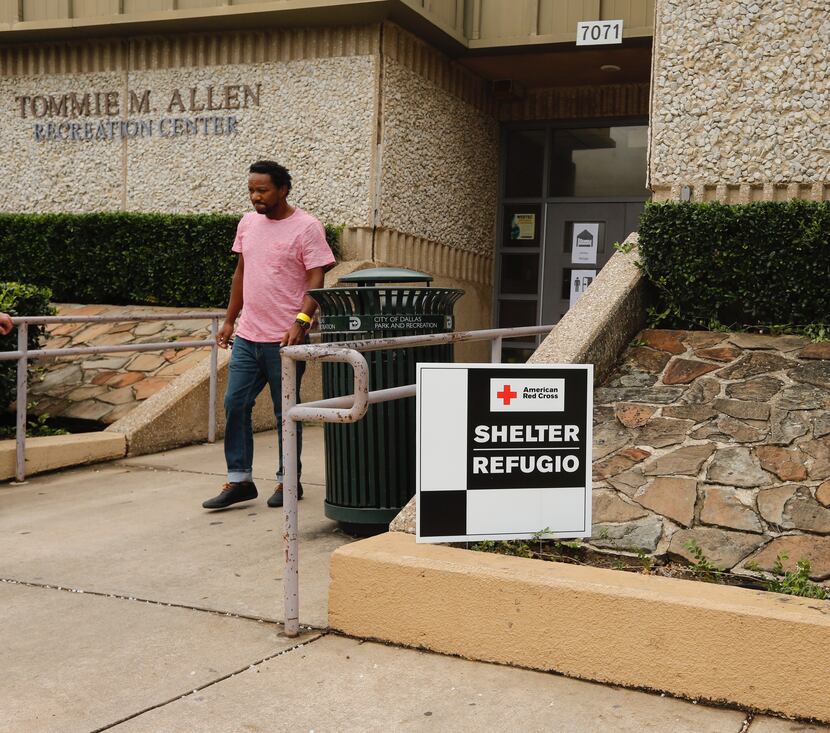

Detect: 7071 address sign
[576,19,624,46]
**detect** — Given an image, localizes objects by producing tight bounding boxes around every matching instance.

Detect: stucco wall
[650,0,830,202]
[127,58,376,220]
[0,28,378,222]
[0,23,497,336]
[0,23,500,259]
[378,27,499,256]
[0,70,126,211]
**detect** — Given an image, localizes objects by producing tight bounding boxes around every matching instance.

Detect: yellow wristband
[295,312,312,324]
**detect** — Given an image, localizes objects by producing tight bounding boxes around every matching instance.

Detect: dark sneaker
[267,482,304,508]
[202,481,258,509]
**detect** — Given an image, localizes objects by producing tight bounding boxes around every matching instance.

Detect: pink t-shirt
[232,208,334,342]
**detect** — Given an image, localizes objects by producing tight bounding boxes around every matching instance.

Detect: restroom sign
[416,363,593,543]
[570,269,596,308]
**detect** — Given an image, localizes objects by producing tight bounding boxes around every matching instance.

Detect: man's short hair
[249,160,292,191]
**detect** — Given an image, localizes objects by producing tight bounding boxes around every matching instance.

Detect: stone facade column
[649,0,830,203]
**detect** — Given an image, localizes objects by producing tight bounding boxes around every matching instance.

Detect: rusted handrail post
[15,323,28,483]
[208,317,218,443]
[280,353,301,638]
[280,345,370,638]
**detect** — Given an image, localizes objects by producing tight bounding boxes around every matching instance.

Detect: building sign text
[14,84,261,142]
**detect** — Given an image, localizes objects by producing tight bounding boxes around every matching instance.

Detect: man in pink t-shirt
[203,160,334,510]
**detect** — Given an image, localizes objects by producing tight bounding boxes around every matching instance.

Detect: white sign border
[416,362,594,544]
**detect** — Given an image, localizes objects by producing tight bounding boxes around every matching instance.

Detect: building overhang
[0,0,466,51]
[460,37,652,90]
[0,0,652,61]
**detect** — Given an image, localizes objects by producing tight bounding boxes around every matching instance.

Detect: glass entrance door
[540,201,644,324]
[495,122,649,363]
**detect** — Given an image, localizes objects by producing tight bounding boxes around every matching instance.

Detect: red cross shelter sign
[416,363,593,543]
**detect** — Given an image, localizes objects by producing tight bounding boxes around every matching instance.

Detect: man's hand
[281,322,306,347]
[217,320,234,349]
[0,312,13,336]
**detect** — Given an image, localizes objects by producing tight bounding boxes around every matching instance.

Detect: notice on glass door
[571,223,599,264]
[570,269,596,308]
[510,213,536,241]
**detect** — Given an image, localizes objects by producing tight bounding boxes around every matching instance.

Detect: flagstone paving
[29,303,218,426]
[390,329,830,591]
[591,329,830,583]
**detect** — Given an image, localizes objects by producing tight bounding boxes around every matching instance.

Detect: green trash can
[310,268,463,529]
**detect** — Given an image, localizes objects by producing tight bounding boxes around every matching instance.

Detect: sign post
[416,363,593,543]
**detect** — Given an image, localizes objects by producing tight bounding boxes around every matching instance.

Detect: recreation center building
[0,0,827,362]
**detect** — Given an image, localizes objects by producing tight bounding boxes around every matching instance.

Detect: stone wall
[650,0,830,203]
[0,22,501,258]
[592,330,830,583]
[0,27,378,222]
[125,58,376,221]
[31,304,217,425]
[392,328,830,586]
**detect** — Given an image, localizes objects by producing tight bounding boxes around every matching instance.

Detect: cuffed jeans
[224,335,305,484]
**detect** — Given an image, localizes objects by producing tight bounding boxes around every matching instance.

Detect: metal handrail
[1,314,554,637]
[278,323,554,637]
[1,311,225,482]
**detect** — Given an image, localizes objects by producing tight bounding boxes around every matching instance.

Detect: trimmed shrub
[0,213,342,309]
[638,201,830,329]
[0,282,55,408]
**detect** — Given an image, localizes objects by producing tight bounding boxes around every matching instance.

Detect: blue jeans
[224,335,305,484]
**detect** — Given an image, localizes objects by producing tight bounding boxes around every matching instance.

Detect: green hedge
[0,213,342,309]
[0,282,55,408]
[638,201,830,329]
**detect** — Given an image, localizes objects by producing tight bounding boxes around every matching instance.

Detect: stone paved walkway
[30,303,217,426]
[591,330,830,583]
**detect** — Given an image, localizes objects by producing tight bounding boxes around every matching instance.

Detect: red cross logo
[496,385,518,406]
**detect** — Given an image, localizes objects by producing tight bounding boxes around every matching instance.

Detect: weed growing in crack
[766,554,829,600]
[684,539,721,582]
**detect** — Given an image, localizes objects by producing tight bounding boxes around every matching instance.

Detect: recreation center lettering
[14,84,261,142]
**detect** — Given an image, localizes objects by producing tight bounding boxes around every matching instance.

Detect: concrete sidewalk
[0,427,825,732]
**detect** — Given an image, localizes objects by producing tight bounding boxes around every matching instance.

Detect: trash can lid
[338,267,433,285]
